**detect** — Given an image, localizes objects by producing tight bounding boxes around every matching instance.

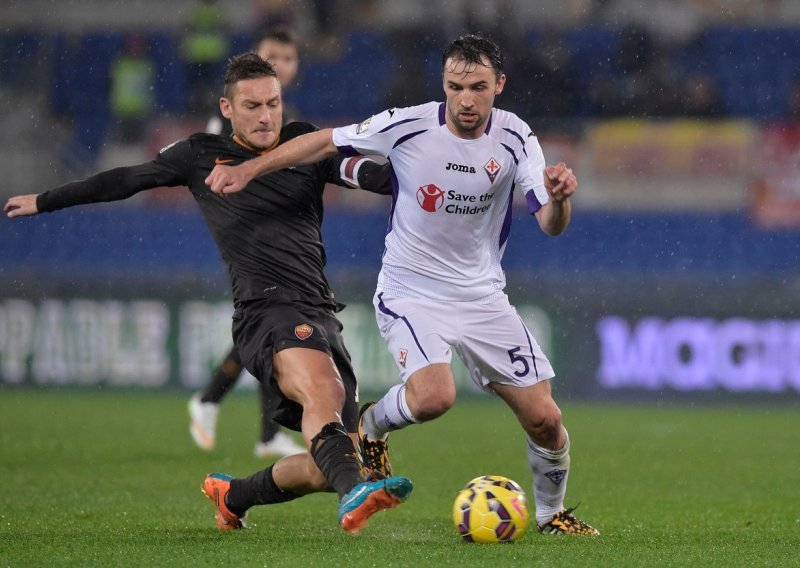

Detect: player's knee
[300,374,346,410]
[524,407,563,449]
[414,386,456,421]
[407,364,457,421]
[319,377,346,407]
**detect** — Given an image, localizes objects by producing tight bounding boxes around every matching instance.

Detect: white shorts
[373,291,555,392]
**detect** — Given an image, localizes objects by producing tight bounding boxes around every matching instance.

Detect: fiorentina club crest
[294,323,314,340]
[398,348,408,368]
[544,468,567,485]
[484,157,501,183]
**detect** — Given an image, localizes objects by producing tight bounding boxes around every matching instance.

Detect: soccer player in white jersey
[205,34,598,536]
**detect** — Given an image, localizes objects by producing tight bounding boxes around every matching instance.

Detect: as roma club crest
[294,323,314,340]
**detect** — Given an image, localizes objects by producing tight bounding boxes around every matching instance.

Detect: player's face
[257,39,299,88]
[442,55,506,139]
[221,76,283,151]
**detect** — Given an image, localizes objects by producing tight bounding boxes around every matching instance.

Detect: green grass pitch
[1,388,798,566]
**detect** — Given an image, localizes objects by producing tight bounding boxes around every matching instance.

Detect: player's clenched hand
[4,194,39,218]
[543,163,577,203]
[205,164,252,196]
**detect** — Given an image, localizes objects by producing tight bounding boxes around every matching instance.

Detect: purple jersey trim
[498,185,514,250]
[502,127,525,146]
[378,117,423,133]
[376,292,430,363]
[385,165,399,236]
[392,129,427,149]
[484,110,493,134]
[503,127,528,157]
[516,313,540,379]
[336,144,361,157]
[500,142,518,165]
[438,102,446,125]
[525,190,543,213]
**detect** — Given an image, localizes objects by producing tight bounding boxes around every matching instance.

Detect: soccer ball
[452,475,530,543]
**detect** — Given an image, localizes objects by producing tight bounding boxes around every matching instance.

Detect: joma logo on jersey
[416,184,445,212]
[445,162,476,173]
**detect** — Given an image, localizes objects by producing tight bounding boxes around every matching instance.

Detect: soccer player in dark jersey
[5,52,411,535]
[195,27,305,460]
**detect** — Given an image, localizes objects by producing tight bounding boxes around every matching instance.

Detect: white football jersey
[332,102,549,302]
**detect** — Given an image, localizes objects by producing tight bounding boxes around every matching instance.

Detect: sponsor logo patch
[484,157,501,183]
[416,183,445,212]
[294,323,314,340]
[356,116,372,134]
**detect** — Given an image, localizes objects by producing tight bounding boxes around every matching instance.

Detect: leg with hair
[492,380,597,535]
[361,363,456,440]
[189,344,243,450]
[206,347,411,533]
[202,345,244,403]
[253,380,305,458]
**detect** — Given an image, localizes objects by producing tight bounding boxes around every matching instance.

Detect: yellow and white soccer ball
[452,475,530,543]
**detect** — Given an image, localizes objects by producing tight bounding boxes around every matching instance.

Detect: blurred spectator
[109,34,154,144]
[382,26,440,108]
[504,31,578,124]
[256,28,302,121]
[181,0,230,115]
[589,25,679,117]
[306,0,346,56]
[252,0,298,26]
[681,72,723,117]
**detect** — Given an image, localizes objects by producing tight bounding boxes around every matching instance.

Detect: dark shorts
[232,298,359,433]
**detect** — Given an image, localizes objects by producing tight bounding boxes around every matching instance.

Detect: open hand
[4,194,39,217]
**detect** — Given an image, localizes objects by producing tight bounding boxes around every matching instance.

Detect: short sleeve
[515,133,549,214]
[332,104,434,159]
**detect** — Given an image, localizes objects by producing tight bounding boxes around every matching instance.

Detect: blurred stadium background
[1,0,799,401]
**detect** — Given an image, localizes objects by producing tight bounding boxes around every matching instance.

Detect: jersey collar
[232,134,279,155]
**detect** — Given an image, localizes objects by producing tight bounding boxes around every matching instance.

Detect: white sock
[527,430,571,525]
[364,383,418,439]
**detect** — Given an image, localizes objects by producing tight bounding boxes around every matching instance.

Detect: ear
[495,73,506,96]
[219,97,233,119]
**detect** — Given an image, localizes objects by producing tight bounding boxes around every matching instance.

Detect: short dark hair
[442,34,504,80]
[223,51,278,98]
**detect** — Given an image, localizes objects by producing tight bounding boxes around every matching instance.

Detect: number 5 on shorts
[507,346,530,377]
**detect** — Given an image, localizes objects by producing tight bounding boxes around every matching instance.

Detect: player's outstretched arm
[205,128,339,195]
[535,162,576,236]
[6,163,179,218]
[4,194,39,217]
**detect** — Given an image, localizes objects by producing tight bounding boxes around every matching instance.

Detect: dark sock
[260,420,280,443]
[310,422,364,500]
[259,381,280,443]
[226,465,299,516]
[200,345,243,404]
